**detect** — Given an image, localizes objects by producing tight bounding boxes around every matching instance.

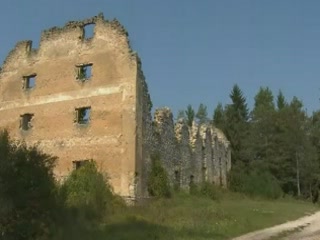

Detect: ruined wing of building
[0,13,231,201]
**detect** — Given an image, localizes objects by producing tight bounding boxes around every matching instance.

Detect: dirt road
[233,211,320,240]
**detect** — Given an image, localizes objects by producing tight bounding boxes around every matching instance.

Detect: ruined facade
[0,14,231,201]
[151,108,231,190]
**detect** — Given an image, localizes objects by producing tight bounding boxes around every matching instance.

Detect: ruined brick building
[0,14,231,201]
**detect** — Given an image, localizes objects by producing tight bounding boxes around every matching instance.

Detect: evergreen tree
[185,104,195,127]
[308,111,320,197]
[253,87,275,116]
[222,85,320,199]
[277,90,287,110]
[229,84,249,121]
[213,102,225,129]
[224,84,249,165]
[196,103,209,124]
[248,87,276,165]
[271,97,314,196]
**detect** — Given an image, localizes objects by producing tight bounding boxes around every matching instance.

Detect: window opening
[72,160,90,170]
[23,75,36,89]
[189,175,194,185]
[84,24,95,39]
[20,113,34,131]
[75,107,91,124]
[76,64,92,81]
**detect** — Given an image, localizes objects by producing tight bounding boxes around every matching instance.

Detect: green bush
[229,165,283,199]
[147,154,171,198]
[228,164,247,193]
[200,182,222,200]
[59,161,115,221]
[189,182,199,195]
[0,130,58,240]
[190,182,222,200]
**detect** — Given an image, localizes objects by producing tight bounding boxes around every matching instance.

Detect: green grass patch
[98,192,318,240]
[57,191,319,240]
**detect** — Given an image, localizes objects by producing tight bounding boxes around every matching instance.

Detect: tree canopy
[181,85,320,199]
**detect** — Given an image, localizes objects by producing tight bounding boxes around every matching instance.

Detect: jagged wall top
[154,107,230,149]
[41,13,128,40]
[151,107,231,187]
[211,126,230,148]
[154,107,173,126]
[136,54,153,113]
[175,118,189,143]
[0,13,134,74]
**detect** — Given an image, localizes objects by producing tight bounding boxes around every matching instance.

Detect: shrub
[228,163,247,192]
[0,130,58,240]
[229,164,283,199]
[59,161,114,221]
[147,153,171,198]
[200,182,222,200]
[190,182,222,200]
[189,182,199,195]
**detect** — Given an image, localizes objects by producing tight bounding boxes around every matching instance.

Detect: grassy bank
[69,191,318,240]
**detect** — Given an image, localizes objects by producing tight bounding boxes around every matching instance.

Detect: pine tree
[185,104,195,127]
[213,102,225,129]
[229,84,249,122]
[271,96,314,196]
[224,84,249,165]
[249,87,276,165]
[196,103,208,124]
[253,87,275,117]
[277,90,287,110]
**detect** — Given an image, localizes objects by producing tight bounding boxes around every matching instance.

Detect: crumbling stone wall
[149,108,231,189]
[199,124,214,183]
[152,108,180,184]
[212,127,232,186]
[175,119,192,189]
[189,122,203,184]
[135,56,153,198]
[212,133,221,185]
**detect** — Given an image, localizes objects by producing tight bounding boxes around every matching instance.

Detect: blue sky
[1,1,320,116]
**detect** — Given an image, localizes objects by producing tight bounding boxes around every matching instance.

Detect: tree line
[178,84,320,199]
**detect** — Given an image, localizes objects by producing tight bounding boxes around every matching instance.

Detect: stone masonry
[152,108,231,190]
[0,14,231,201]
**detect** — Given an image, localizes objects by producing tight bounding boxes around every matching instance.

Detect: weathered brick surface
[0,14,140,198]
